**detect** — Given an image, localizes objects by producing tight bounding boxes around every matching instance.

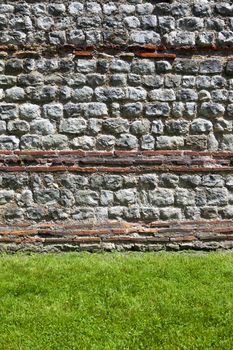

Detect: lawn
[0,253,233,350]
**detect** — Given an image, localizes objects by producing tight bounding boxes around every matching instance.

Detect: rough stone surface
[0,55,231,151]
[0,0,233,252]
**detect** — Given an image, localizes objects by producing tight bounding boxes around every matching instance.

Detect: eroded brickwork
[1,0,233,252]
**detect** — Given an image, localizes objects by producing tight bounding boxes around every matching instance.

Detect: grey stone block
[31,119,55,135]
[145,103,170,117]
[60,118,86,134]
[8,120,30,134]
[116,133,138,149]
[103,118,129,135]
[72,136,95,150]
[200,102,225,118]
[191,119,213,133]
[156,136,184,149]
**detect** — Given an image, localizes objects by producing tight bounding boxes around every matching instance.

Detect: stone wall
[1,0,233,252]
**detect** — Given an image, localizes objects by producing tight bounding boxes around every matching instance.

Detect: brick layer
[0,220,233,252]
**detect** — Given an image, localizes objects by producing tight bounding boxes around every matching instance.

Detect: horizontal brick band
[0,220,233,252]
[0,150,232,173]
[2,44,233,58]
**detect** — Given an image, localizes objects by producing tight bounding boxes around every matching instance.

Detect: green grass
[0,253,233,350]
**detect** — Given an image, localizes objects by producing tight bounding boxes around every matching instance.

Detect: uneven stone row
[0,57,233,150]
[1,1,233,48]
[0,172,233,224]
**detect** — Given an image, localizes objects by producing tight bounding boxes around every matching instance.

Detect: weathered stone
[115,189,136,205]
[221,135,233,151]
[165,31,195,47]
[20,134,41,149]
[166,120,189,135]
[149,189,174,206]
[110,60,130,73]
[206,188,228,206]
[121,102,143,118]
[43,104,63,120]
[141,134,155,150]
[176,89,198,101]
[5,87,25,102]
[103,118,129,135]
[88,118,102,135]
[31,119,55,135]
[202,175,224,188]
[200,102,225,118]
[158,16,175,33]
[176,189,195,206]
[191,119,213,133]
[175,59,199,74]
[159,174,179,188]
[116,134,138,149]
[131,119,150,136]
[0,104,18,120]
[177,17,204,31]
[200,60,223,74]
[104,175,123,190]
[130,31,161,45]
[96,135,115,149]
[75,190,98,206]
[131,60,155,75]
[127,87,147,101]
[186,135,207,150]
[60,118,86,134]
[84,103,108,118]
[72,136,95,150]
[145,103,170,117]
[42,135,68,149]
[8,120,30,134]
[141,207,159,221]
[73,86,93,102]
[0,190,14,205]
[0,136,19,150]
[156,136,184,149]
[149,89,176,102]
[182,77,196,89]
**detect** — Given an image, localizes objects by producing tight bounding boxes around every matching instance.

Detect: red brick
[136,52,176,59]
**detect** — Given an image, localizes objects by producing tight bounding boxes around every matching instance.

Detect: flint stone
[20,134,41,149]
[141,134,155,150]
[42,135,68,149]
[116,134,138,149]
[131,119,150,136]
[96,135,115,149]
[8,120,30,134]
[176,189,195,206]
[0,136,19,150]
[0,190,14,205]
[60,118,86,134]
[5,87,25,102]
[149,89,176,102]
[121,103,143,118]
[31,119,55,135]
[76,190,98,206]
[72,136,95,150]
[149,189,174,206]
[103,118,129,135]
[156,136,184,149]
[115,189,136,205]
[191,119,213,133]
[145,103,170,117]
[200,102,225,118]
[130,31,161,45]
[0,104,18,120]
